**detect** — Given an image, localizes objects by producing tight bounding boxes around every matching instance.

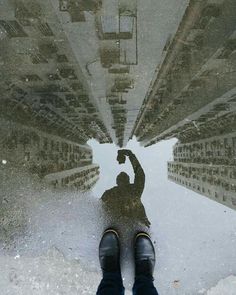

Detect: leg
[133,275,158,295]
[97,272,124,295]
[96,229,125,295]
[132,232,159,295]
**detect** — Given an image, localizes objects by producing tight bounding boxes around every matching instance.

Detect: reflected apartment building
[0,0,112,191]
[0,0,141,148]
[133,0,236,146]
[0,120,99,191]
[0,0,141,190]
[133,0,236,210]
[168,132,236,210]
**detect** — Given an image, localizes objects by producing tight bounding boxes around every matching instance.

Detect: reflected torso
[101,184,150,227]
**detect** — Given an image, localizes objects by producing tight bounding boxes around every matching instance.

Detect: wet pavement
[1,0,236,294]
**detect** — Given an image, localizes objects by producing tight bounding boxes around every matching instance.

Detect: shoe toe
[134,233,156,277]
[135,234,155,259]
[99,230,120,273]
[99,231,119,256]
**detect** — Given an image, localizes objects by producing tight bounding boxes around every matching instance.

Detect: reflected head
[116,172,130,186]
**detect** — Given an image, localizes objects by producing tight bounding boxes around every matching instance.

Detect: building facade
[0,120,99,190]
[0,0,141,147]
[168,141,236,211]
[168,161,236,210]
[133,0,236,147]
[0,0,112,145]
[45,164,100,191]
[129,0,236,211]
[172,132,236,165]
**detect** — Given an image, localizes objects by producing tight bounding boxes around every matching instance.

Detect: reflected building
[168,132,236,210]
[1,0,236,148]
[131,0,236,210]
[0,0,139,148]
[0,0,137,191]
[0,120,99,191]
[45,164,100,191]
[0,0,144,193]
[166,90,236,210]
[0,0,112,145]
[133,0,236,146]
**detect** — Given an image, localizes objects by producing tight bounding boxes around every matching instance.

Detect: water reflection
[0,0,236,293]
[101,149,150,227]
[0,0,235,227]
[0,120,100,191]
[0,0,235,240]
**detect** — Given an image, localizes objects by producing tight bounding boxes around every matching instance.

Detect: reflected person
[101,149,150,227]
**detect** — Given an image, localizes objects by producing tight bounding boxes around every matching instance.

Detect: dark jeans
[96,272,159,295]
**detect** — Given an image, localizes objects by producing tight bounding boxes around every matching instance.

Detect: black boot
[99,229,121,274]
[134,232,156,278]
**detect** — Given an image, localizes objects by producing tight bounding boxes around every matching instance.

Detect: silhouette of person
[101,149,150,227]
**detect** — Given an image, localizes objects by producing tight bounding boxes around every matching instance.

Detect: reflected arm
[129,152,145,196]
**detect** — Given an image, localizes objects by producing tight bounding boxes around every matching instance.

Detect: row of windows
[168,163,236,179]
[51,167,99,189]
[2,128,93,176]
[174,135,236,160]
[168,175,236,207]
